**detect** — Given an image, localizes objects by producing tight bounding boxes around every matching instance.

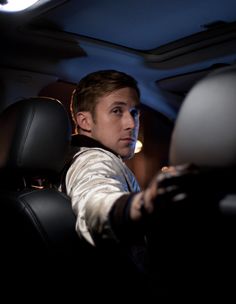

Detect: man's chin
[119,150,135,160]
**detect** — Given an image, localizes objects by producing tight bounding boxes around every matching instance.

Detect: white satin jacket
[65,147,140,246]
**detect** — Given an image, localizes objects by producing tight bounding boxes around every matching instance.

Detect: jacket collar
[71,134,119,157]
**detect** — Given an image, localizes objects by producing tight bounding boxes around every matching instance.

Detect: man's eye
[130,108,140,118]
[112,107,122,114]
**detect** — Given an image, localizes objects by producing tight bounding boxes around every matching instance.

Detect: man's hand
[130,164,199,221]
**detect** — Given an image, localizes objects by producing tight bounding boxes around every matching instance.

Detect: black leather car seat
[0,97,86,300]
[0,96,80,252]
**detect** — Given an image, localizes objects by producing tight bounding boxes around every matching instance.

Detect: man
[65,70,143,245]
[63,70,194,298]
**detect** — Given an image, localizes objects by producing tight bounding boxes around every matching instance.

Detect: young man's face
[89,87,140,159]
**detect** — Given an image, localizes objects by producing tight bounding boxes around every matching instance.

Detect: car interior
[0,0,236,301]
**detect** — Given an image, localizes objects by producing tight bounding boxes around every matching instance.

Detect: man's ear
[76,112,93,132]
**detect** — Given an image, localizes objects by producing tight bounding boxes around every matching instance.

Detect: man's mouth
[120,138,136,143]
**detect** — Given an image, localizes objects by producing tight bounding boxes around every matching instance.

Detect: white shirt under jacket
[65,147,140,246]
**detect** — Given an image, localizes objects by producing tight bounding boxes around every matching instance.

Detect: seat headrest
[0,97,71,175]
[170,66,236,168]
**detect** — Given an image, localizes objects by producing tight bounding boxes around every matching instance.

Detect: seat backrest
[0,97,79,255]
[165,65,236,297]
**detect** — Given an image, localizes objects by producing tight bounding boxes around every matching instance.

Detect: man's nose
[124,111,136,129]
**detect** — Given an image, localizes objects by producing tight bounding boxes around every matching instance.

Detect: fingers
[143,163,200,215]
[157,164,199,189]
[154,184,189,207]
